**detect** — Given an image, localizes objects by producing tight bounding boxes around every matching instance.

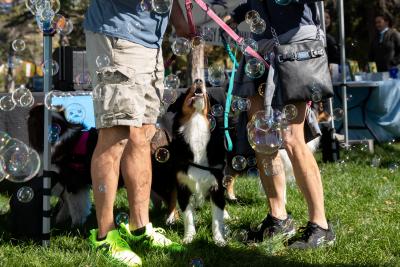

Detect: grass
[0,143,399,267]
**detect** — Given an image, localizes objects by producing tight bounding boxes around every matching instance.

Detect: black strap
[188,162,224,172]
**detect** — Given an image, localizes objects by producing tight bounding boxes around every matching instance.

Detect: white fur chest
[179,113,210,165]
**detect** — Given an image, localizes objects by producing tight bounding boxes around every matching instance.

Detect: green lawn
[0,143,399,267]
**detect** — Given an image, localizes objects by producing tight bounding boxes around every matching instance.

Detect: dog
[156,82,228,245]
[28,104,97,227]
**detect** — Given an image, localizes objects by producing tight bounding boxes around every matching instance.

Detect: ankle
[270,211,288,221]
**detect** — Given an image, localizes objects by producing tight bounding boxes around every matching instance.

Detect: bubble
[282,104,298,121]
[190,258,204,267]
[137,0,152,12]
[347,94,353,102]
[16,186,34,203]
[388,163,398,173]
[275,0,291,5]
[208,114,216,131]
[311,90,322,103]
[240,38,258,56]
[98,184,107,193]
[211,104,224,117]
[246,167,259,178]
[75,71,92,85]
[333,108,344,121]
[159,103,167,117]
[247,112,283,155]
[231,155,247,171]
[231,97,251,112]
[151,0,171,14]
[0,95,16,111]
[191,36,204,48]
[350,40,359,48]
[200,26,214,42]
[12,85,34,107]
[245,10,260,25]
[65,103,86,124]
[38,5,55,23]
[56,18,73,35]
[44,90,65,112]
[48,124,61,144]
[208,64,226,87]
[262,160,283,176]
[258,83,266,96]
[0,156,6,182]
[370,156,381,168]
[12,39,26,52]
[162,89,178,105]
[245,58,265,79]
[155,147,170,163]
[387,139,396,146]
[115,212,129,227]
[164,74,180,90]
[171,37,191,56]
[222,175,234,188]
[250,18,266,35]
[127,21,143,34]
[247,156,257,167]
[41,59,59,76]
[96,55,111,70]
[0,132,11,153]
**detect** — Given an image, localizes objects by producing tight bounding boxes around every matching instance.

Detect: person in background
[369,13,400,72]
[84,0,189,266]
[324,9,340,64]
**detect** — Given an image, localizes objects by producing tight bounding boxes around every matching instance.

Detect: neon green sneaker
[89,229,142,267]
[119,222,184,253]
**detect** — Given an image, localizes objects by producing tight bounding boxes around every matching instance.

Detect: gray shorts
[85,31,164,128]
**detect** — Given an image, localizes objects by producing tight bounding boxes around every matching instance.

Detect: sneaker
[288,221,336,249]
[119,222,184,253]
[246,213,296,242]
[88,229,142,267]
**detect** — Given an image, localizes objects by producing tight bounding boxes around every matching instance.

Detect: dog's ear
[167,89,187,113]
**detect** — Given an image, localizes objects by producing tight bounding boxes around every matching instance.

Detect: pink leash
[184,0,270,69]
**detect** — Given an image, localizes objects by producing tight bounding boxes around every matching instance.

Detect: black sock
[97,234,107,241]
[131,226,146,236]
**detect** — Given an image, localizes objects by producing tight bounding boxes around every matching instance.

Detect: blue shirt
[231,0,320,41]
[84,0,171,49]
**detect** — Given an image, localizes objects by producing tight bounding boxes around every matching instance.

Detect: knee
[128,127,149,147]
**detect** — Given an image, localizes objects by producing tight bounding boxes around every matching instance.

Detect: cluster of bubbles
[227,155,259,178]
[0,131,41,187]
[0,85,35,111]
[245,10,266,35]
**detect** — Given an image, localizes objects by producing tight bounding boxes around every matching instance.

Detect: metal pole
[338,0,348,146]
[42,33,52,247]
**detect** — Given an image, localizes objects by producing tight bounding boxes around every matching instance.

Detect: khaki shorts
[85,31,164,128]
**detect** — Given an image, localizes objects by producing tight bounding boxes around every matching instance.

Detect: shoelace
[297,224,316,241]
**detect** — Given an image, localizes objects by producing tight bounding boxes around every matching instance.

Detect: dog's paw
[213,236,227,247]
[223,209,231,221]
[166,213,177,225]
[227,193,237,201]
[183,235,195,244]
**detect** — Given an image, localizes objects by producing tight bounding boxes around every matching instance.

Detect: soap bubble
[333,108,344,121]
[155,147,170,163]
[41,59,59,76]
[247,156,257,167]
[171,37,191,56]
[38,5,55,22]
[164,74,180,90]
[0,132,11,153]
[12,85,34,107]
[162,89,178,105]
[247,167,260,178]
[74,72,92,85]
[96,55,111,70]
[151,0,171,14]
[211,104,224,117]
[98,184,107,193]
[137,0,152,12]
[208,114,216,131]
[311,90,322,102]
[245,10,260,25]
[48,124,61,144]
[191,36,204,48]
[208,64,226,87]
[282,104,298,121]
[231,155,247,171]
[56,18,73,35]
[65,103,86,124]
[240,38,258,56]
[388,163,398,173]
[12,39,26,52]
[0,95,16,111]
[262,160,283,176]
[250,18,266,35]
[370,156,381,168]
[231,97,251,112]
[275,0,291,5]
[189,258,204,267]
[115,212,129,227]
[222,175,234,188]
[16,186,34,203]
[258,83,266,96]
[200,26,214,42]
[245,58,265,79]
[44,90,65,112]
[0,157,6,182]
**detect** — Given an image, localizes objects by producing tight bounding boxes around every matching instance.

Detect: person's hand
[223,15,238,30]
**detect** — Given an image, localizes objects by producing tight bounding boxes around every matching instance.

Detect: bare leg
[284,102,328,229]
[91,126,128,238]
[248,95,287,220]
[120,124,155,230]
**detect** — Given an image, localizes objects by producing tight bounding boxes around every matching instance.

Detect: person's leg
[284,102,328,229]
[120,125,155,230]
[248,95,287,220]
[91,126,128,238]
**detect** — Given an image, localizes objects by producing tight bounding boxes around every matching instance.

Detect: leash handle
[185,0,270,69]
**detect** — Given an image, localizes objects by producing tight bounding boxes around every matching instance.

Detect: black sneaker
[288,221,336,249]
[246,214,296,242]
